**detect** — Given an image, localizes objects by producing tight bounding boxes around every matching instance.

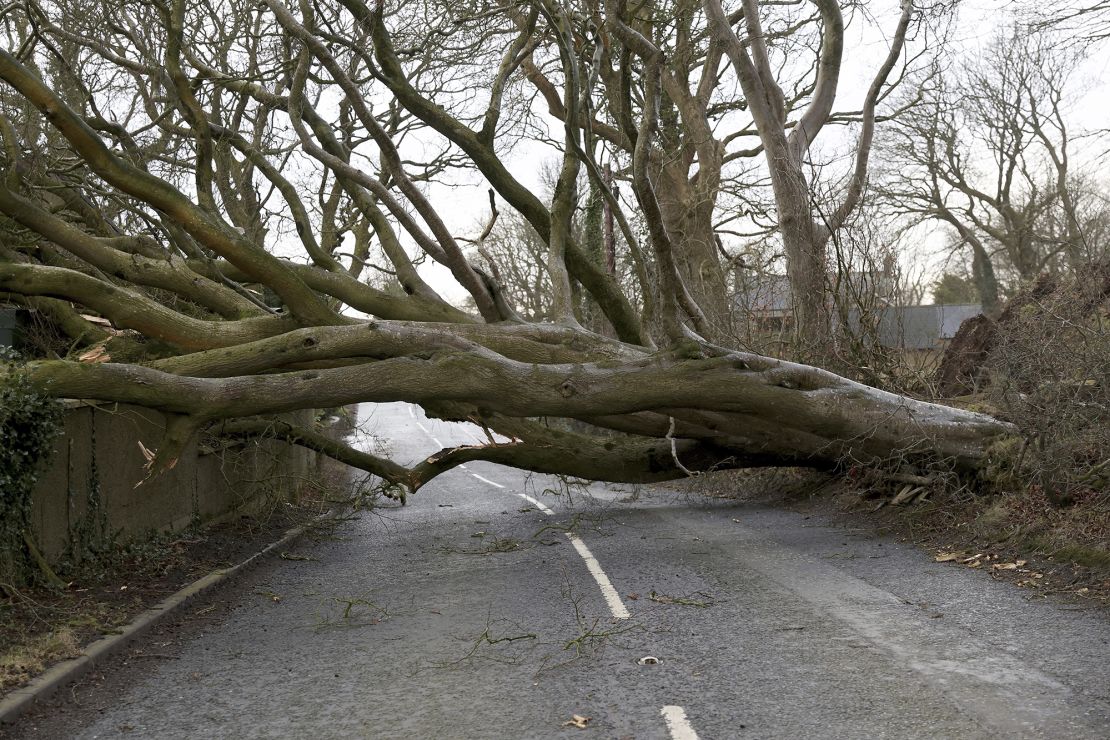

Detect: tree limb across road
[0,1,1013,497]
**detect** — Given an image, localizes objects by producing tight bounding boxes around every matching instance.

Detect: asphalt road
[14,403,1110,739]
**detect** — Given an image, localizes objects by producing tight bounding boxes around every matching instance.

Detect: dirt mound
[936,262,1110,396]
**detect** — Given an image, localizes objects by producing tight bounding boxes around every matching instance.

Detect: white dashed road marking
[411,410,629,620]
[516,493,554,515]
[661,706,699,740]
[414,422,444,447]
[565,533,630,620]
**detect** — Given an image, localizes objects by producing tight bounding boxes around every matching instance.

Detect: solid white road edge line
[565,533,631,620]
[516,493,555,515]
[470,473,504,488]
[660,706,699,740]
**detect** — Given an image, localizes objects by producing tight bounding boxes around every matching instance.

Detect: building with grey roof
[732,273,981,350]
[849,304,983,350]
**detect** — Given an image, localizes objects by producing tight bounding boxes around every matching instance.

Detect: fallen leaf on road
[934,551,961,562]
[961,554,982,564]
[563,715,590,729]
[627,592,640,600]
[637,656,660,665]
[992,562,1020,570]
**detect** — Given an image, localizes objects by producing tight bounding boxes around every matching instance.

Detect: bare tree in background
[1027,1,1110,42]
[0,0,1012,496]
[877,26,1108,314]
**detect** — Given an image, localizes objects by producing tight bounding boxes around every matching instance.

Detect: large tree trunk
[18,325,1014,493]
[766,148,831,353]
[0,0,995,502]
[655,155,730,337]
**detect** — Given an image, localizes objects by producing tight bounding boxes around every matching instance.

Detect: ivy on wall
[1,349,63,586]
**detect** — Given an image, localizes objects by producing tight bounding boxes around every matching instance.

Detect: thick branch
[0,49,340,326]
[24,349,1015,471]
[0,263,293,350]
[0,184,263,319]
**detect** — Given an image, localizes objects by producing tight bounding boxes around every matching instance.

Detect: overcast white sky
[386,1,1110,306]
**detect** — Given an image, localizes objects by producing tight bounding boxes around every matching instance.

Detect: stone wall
[30,402,322,562]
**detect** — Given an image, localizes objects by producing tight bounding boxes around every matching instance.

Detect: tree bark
[20,335,1014,488]
[0,0,1011,502]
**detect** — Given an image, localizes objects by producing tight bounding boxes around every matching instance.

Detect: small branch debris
[648,590,715,608]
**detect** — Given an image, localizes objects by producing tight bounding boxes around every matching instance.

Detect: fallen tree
[0,0,1013,497]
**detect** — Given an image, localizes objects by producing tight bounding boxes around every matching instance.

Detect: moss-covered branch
[0,263,294,350]
[213,411,772,501]
[24,348,1016,472]
[0,184,263,319]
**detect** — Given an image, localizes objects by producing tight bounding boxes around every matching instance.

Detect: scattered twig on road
[312,593,406,631]
[548,567,642,666]
[648,590,716,608]
[531,512,612,541]
[432,612,538,669]
[279,551,317,562]
[253,588,283,603]
[440,532,525,555]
